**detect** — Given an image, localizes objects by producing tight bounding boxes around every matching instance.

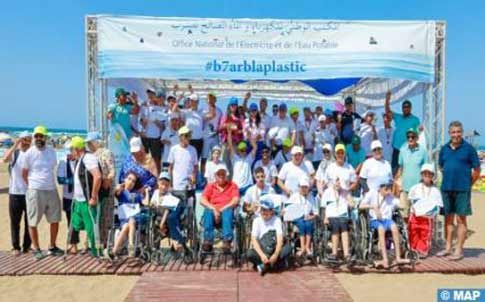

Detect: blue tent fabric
[231,78,361,96]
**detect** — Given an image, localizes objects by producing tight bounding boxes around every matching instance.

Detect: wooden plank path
[1,248,485,276]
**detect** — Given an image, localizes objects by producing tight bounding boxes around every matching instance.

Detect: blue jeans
[166,204,185,244]
[294,217,315,236]
[203,208,234,243]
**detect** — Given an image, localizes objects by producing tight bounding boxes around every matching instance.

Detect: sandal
[447,254,464,261]
[436,249,452,257]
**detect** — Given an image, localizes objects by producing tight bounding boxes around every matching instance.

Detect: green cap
[289,107,299,115]
[282,138,293,148]
[351,135,361,145]
[237,141,247,150]
[406,127,418,135]
[33,125,48,136]
[115,88,130,98]
[71,136,85,150]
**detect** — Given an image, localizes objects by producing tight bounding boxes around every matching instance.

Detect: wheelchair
[358,209,418,268]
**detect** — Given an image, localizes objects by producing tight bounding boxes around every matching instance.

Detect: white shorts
[26,189,62,226]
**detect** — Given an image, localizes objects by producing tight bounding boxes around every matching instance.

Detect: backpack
[259,230,277,256]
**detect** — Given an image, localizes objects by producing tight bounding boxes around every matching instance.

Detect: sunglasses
[33,134,45,139]
[407,135,417,140]
[323,150,330,153]
[372,148,382,152]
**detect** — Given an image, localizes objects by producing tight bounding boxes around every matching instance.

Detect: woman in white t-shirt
[360,140,393,193]
[407,163,443,257]
[277,146,315,197]
[204,145,226,184]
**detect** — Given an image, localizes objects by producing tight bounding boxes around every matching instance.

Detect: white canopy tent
[85,15,446,160]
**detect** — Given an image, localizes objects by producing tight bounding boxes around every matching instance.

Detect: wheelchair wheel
[139,248,151,263]
[357,213,370,262]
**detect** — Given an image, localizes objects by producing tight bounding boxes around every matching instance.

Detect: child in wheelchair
[109,172,147,259]
[242,167,275,217]
[148,171,185,252]
[359,180,411,268]
[407,163,443,258]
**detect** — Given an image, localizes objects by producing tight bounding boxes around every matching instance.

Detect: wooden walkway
[1,248,485,276]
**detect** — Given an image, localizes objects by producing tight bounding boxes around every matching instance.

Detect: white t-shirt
[73,153,99,201]
[161,127,179,163]
[278,160,315,194]
[318,162,356,191]
[359,123,375,156]
[231,153,254,188]
[244,119,266,141]
[260,113,272,131]
[322,187,350,218]
[243,184,275,206]
[8,150,28,195]
[202,106,222,139]
[204,160,227,183]
[150,190,180,208]
[377,127,394,163]
[140,104,166,138]
[269,116,296,141]
[302,119,317,150]
[167,144,198,190]
[253,159,278,185]
[57,158,77,199]
[360,158,392,191]
[408,183,443,216]
[361,190,399,220]
[286,192,318,216]
[251,215,283,239]
[183,109,204,139]
[21,146,57,190]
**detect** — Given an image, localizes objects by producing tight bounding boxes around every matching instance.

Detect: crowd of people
[3,85,481,275]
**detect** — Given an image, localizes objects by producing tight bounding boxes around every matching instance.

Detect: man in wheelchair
[200,164,240,253]
[247,200,290,276]
[359,180,411,268]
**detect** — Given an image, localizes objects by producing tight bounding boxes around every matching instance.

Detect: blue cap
[85,131,102,143]
[324,109,334,117]
[156,89,167,98]
[278,103,287,110]
[260,200,274,210]
[249,103,258,111]
[229,97,239,106]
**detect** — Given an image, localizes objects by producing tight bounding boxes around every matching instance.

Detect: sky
[1,0,484,144]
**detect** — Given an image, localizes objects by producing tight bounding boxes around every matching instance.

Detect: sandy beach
[0,163,484,302]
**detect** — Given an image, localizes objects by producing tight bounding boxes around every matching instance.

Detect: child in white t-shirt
[242,167,276,216]
[227,130,256,195]
[204,145,226,184]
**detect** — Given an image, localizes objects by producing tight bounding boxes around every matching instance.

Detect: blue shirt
[398,144,428,192]
[108,103,133,138]
[392,112,420,150]
[439,140,480,191]
[117,189,143,206]
[119,155,157,191]
[346,144,366,169]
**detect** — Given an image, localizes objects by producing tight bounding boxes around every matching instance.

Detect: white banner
[97,15,436,82]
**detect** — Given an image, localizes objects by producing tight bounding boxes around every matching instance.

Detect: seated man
[200,164,240,253]
[359,181,410,268]
[247,200,291,276]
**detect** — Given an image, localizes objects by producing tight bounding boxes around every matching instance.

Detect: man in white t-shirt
[269,103,296,150]
[3,131,32,255]
[247,200,290,275]
[140,89,166,172]
[201,92,222,175]
[253,145,278,186]
[242,167,276,216]
[183,94,204,160]
[69,136,102,257]
[167,126,198,196]
[277,146,315,196]
[360,140,393,192]
[21,126,63,260]
[161,114,181,168]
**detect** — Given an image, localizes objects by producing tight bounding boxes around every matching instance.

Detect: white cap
[420,163,435,174]
[371,140,383,150]
[189,93,199,101]
[215,164,228,173]
[130,137,143,153]
[318,115,326,122]
[291,145,304,155]
[322,143,332,151]
[364,110,375,117]
[212,145,222,153]
[178,126,191,136]
[299,177,310,187]
[18,131,31,139]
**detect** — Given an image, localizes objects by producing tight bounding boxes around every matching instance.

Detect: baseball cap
[229,97,239,106]
[33,125,48,136]
[371,140,383,150]
[208,91,217,98]
[364,110,375,117]
[71,136,85,150]
[156,89,167,98]
[129,137,143,153]
[324,109,334,117]
[18,131,31,139]
[318,115,326,122]
[299,177,310,187]
[212,145,222,153]
[289,107,299,115]
[322,143,332,151]
[351,135,361,145]
[178,126,191,136]
[278,103,287,110]
[146,88,156,95]
[406,128,418,136]
[158,171,171,181]
[260,200,275,210]
[189,93,199,101]
[115,88,130,98]
[215,164,228,174]
[420,163,435,174]
[282,138,293,148]
[335,144,346,153]
[291,145,304,155]
[85,131,102,143]
[380,179,394,188]
[344,96,353,105]
[249,103,258,111]
[237,141,248,150]
[402,100,412,107]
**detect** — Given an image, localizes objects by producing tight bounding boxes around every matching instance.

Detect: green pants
[71,200,100,255]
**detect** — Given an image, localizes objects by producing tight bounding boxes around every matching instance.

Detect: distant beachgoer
[384,91,420,174]
[107,87,140,139]
[437,121,481,261]
[3,131,32,255]
[21,126,63,260]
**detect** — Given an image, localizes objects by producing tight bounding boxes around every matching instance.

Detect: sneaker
[47,246,64,257]
[33,249,45,261]
[257,264,266,276]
